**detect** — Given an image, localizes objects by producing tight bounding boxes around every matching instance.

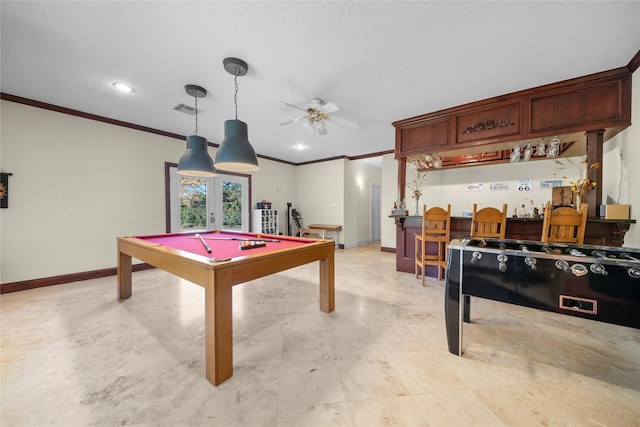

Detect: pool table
[117,229,335,386]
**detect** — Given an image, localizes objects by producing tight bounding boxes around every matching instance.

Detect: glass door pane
[179,176,207,231]
[212,175,249,231]
[222,180,243,229]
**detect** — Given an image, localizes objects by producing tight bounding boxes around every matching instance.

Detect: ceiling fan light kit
[281,98,358,136]
[177,84,217,177]
[214,57,259,172]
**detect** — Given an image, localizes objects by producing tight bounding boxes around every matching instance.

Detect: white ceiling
[2,1,639,167]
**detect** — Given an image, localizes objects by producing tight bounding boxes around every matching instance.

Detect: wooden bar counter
[392,215,636,276]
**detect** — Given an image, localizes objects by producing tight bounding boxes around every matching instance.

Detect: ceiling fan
[280,98,358,136]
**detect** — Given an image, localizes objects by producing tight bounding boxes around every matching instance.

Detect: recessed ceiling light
[293,143,307,151]
[112,82,134,93]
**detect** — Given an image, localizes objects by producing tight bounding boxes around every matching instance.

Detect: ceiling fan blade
[280,115,307,126]
[327,115,358,129]
[318,102,339,114]
[281,101,307,112]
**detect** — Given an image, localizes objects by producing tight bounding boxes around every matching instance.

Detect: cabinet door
[530,76,631,133]
[477,151,503,161]
[457,151,504,164]
[457,153,479,164]
[440,155,458,166]
[398,118,451,156]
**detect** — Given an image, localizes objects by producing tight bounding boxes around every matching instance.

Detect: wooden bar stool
[541,203,587,244]
[415,204,451,285]
[470,203,508,239]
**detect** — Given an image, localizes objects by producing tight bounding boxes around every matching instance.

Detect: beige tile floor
[2,242,639,426]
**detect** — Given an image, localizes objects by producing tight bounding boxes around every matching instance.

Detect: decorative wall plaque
[516,179,533,192]
[0,172,12,208]
[540,179,563,189]
[490,183,509,191]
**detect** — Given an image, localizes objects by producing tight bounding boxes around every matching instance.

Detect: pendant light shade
[177,84,217,177]
[215,119,259,171]
[214,57,259,172]
[177,135,217,176]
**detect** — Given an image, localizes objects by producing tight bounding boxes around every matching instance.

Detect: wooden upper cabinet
[455,101,522,145]
[530,76,631,134]
[393,68,632,159]
[396,117,450,157]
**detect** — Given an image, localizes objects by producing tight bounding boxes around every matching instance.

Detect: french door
[166,163,250,233]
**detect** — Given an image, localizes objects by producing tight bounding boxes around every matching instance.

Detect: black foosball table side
[444,238,640,357]
[444,246,463,356]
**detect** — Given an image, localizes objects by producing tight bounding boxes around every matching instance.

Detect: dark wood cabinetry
[392,66,633,217]
[393,69,631,162]
[456,150,504,164]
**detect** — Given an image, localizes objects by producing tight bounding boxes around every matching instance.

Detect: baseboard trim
[380,246,396,253]
[1,263,155,294]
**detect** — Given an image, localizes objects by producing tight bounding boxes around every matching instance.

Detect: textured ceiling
[2,1,639,167]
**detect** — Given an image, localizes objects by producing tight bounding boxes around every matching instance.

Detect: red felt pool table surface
[137,230,312,260]
[116,229,335,386]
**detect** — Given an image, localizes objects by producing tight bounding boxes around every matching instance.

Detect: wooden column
[585,129,604,218]
[397,157,407,202]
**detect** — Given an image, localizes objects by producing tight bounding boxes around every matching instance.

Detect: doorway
[165,163,251,233]
[371,183,381,241]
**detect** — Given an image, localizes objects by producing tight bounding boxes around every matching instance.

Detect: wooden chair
[541,203,587,244]
[470,204,508,239]
[415,204,451,285]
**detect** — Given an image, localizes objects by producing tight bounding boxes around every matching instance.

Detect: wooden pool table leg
[117,251,132,299]
[319,251,335,313]
[205,269,233,386]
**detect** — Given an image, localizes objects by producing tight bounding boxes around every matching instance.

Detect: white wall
[604,70,640,248]
[0,102,182,282]
[292,159,345,243]
[249,157,296,234]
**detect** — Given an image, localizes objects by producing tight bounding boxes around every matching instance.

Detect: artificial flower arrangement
[406,156,427,199]
[555,155,599,206]
[565,159,599,196]
[406,156,428,213]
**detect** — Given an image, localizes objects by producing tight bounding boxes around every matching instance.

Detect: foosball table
[444,237,640,356]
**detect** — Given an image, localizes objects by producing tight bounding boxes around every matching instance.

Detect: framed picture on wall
[0,173,11,208]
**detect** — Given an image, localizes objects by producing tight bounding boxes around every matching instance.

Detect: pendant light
[214,57,260,172]
[177,84,217,177]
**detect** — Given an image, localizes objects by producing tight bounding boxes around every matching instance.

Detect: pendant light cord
[194,95,199,135]
[234,73,239,120]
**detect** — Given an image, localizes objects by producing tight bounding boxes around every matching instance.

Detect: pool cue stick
[189,236,281,243]
[194,233,212,253]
